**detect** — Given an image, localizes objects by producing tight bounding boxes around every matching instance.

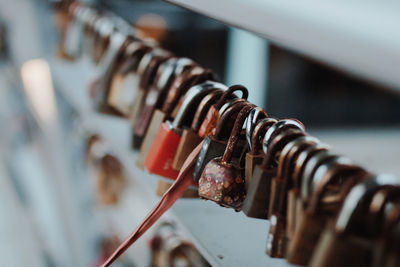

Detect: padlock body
[172,129,203,170]
[198,158,245,211]
[136,109,167,169]
[245,153,263,191]
[242,165,277,219]
[266,214,287,258]
[198,106,219,138]
[144,122,180,179]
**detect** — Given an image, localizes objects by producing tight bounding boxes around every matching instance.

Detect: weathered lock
[128,48,172,128]
[91,17,114,64]
[144,82,219,179]
[198,105,254,211]
[309,174,400,267]
[172,89,224,170]
[266,136,319,257]
[287,154,366,265]
[135,67,223,168]
[241,119,305,219]
[107,41,151,115]
[133,57,198,148]
[244,115,272,191]
[198,84,248,138]
[275,136,320,241]
[192,100,251,182]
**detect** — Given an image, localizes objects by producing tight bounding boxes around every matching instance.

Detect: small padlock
[62,4,87,59]
[241,119,305,219]
[244,117,276,191]
[92,17,114,64]
[172,89,224,170]
[133,58,199,148]
[265,135,317,257]
[309,174,400,267]
[198,84,248,138]
[144,82,220,179]
[287,154,366,265]
[128,48,172,128]
[192,100,251,182]
[106,41,151,115]
[136,68,219,168]
[274,136,319,241]
[198,105,254,211]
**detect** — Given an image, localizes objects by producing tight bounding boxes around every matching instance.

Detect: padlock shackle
[261,128,306,170]
[118,42,150,75]
[291,143,330,191]
[336,174,400,233]
[171,82,224,129]
[307,157,366,213]
[214,84,249,110]
[213,101,249,139]
[219,98,247,116]
[221,105,255,164]
[250,118,277,154]
[162,67,220,115]
[139,52,172,91]
[246,107,268,148]
[262,119,305,154]
[300,150,338,204]
[191,90,224,132]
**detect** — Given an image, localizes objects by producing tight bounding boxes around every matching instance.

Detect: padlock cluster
[56,3,400,267]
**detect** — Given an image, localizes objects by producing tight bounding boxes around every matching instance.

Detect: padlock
[136,69,223,168]
[91,17,114,64]
[266,136,319,256]
[274,136,320,241]
[62,4,87,59]
[106,41,151,115]
[244,117,276,191]
[198,105,254,211]
[82,10,101,59]
[309,174,400,267]
[144,82,220,179]
[91,29,133,114]
[172,89,224,170]
[287,154,366,265]
[241,119,305,219]
[128,48,172,128]
[192,100,251,182]
[198,84,248,138]
[132,57,198,148]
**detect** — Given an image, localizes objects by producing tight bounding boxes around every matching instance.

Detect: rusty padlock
[266,136,319,256]
[133,57,197,148]
[309,174,400,267]
[198,84,248,138]
[241,119,305,219]
[192,100,251,182]
[172,89,224,170]
[287,154,366,265]
[144,82,220,179]
[198,105,254,211]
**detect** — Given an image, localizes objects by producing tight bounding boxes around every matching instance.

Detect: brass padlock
[241,119,305,219]
[172,89,224,170]
[198,105,254,211]
[244,117,275,191]
[192,100,251,182]
[309,174,400,267]
[287,154,366,265]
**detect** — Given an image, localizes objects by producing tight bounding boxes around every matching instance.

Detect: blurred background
[0,0,399,266]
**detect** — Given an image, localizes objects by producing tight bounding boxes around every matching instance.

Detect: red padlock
[144,81,224,180]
